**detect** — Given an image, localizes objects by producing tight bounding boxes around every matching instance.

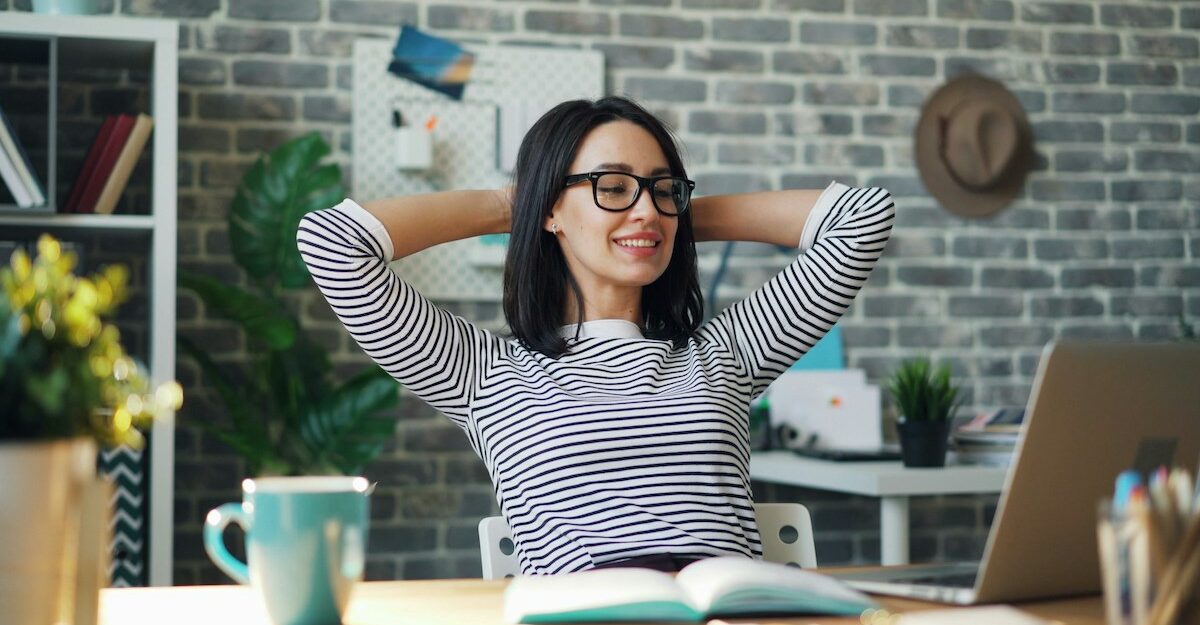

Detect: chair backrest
[477,502,816,580]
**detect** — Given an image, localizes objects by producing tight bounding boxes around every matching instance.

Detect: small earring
[551,224,559,234]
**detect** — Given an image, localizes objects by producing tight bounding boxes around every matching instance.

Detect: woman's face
[546,120,679,298]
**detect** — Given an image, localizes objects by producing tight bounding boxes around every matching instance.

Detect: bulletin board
[352,38,604,300]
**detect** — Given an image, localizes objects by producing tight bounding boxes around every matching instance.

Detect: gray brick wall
[6,0,1196,583]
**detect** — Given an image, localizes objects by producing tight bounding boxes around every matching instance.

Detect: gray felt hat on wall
[914,72,1035,218]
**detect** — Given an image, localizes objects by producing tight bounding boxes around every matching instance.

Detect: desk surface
[750,451,1008,496]
[99,578,1105,625]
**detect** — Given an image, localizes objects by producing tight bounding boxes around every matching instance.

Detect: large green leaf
[178,271,297,350]
[297,367,399,475]
[229,133,344,290]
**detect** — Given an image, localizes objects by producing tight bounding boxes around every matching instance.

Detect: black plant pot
[895,419,952,468]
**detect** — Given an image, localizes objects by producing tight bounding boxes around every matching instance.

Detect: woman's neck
[562,286,642,326]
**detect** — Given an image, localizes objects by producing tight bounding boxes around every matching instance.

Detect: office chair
[478,502,817,579]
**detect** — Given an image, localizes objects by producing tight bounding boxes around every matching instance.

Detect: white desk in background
[749,451,1008,566]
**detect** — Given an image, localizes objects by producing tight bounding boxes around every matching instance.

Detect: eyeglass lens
[594,173,689,214]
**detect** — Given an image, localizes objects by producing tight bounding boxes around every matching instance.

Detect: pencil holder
[394,126,432,171]
[1097,499,1200,625]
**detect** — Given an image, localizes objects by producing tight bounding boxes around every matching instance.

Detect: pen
[1115,470,1142,515]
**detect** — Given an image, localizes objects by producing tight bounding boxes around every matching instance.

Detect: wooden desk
[751,451,1008,565]
[99,578,1105,625]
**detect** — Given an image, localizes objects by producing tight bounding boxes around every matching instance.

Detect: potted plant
[0,235,183,625]
[887,358,962,468]
[177,132,399,477]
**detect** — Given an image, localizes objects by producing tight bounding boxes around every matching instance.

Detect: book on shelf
[0,103,45,208]
[63,115,119,213]
[91,113,153,215]
[65,113,141,214]
[503,556,876,624]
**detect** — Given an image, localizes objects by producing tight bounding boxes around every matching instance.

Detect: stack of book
[952,407,1024,467]
[62,113,154,214]
[0,103,46,209]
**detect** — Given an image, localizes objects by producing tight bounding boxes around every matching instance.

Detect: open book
[504,556,877,623]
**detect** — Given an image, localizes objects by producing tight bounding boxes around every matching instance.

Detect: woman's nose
[629,186,660,221]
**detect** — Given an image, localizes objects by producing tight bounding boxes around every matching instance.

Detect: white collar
[558,319,644,340]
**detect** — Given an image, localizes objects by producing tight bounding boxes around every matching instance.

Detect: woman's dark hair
[502,96,703,358]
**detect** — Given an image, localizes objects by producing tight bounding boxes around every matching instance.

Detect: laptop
[831,341,1200,604]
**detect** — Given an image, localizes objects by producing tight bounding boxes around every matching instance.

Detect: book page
[675,556,875,616]
[504,568,696,624]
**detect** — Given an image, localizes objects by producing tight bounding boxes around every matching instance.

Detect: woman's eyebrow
[594,162,673,176]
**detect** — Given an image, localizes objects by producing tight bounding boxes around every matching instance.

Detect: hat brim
[914,73,1034,218]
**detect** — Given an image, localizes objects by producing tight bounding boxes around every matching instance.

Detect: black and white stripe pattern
[297,183,894,575]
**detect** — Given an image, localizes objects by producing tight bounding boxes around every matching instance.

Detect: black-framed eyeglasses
[563,171,695,216]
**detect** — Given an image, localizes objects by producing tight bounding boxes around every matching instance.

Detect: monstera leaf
[230,132,345,290]
[296,367,399,476]
[178,272,297,350]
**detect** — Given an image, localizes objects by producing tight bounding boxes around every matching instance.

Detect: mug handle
[203,503,251,584]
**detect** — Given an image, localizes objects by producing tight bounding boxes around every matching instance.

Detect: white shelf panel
[0,213,156,231]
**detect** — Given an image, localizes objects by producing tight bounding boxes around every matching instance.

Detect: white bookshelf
[0,13,177,587]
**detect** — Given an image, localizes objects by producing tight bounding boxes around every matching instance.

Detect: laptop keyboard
[904,573,978,588]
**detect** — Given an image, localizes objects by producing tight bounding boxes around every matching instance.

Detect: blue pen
[1114,470,1141,515]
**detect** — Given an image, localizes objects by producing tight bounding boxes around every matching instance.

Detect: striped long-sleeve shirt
[296,182,895,575]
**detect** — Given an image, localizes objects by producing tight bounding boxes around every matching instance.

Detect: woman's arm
[690,188,828,247]
[361,189,511,260]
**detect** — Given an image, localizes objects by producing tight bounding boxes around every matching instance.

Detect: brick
[716,143,796,165]
[1055,207,1131,231]
[685,0,761,7]
[1050,33,1120,56]
[979,325,1053,348]
[1030,295,1104,318]
[887,84,925,108]
[944,56,1037,82]
[229,0,320,21]
[981,268,1053,289]
[92,87,147,115]
[772,51,846,74]
[1052,91,1124,114]
[951,236,1027,259]
[1129,35,1199,60]
[429,5,514,31]
[782,172,860,188]
[1111,180,1182,202]
[1139,266,1200,288]
[298,30,362,57]
[179,58,226,86]
[886,233,946,258]
[863,295,942,318]
[689,111,767,135]
[803,82,880,106]
[1021,2,1092,25]
[121,0,217,17]
[949,295,1023,318]
[691,173,771,194]
[862,113,915,137]
[303,95,351,123]
[233,60,328,89]
[860,54,935,77]
[966,28,1042,53]
[1112,237,1185,260]
[200,160,248,188]
[1033,237,1107,260]
[853,0,924,15]
[1032,120,1104,143]
[201,25,290,54]
[596,43,675,70]
[1134,150,1199,174]
[897,266,972,287]
[179,126,230,153]
[1107,62,1178,86]
[937,0,1013,21]
[685,48,762,72]
[771,0,844,10]
[524,10,611,35]
[624,77,706,102]
[1134,93,1200,115]
[841,325,891,347]
[713,18,790,42]
[1061,324,1135,341]
[1042,61,1099,84]
[198,93,296,121]
[1061,268,1135,288]
[1136,207,1196,230]
[1054,150,1127,173]
[404,424,474,453]
[1013,89,1047,113]
[1111,295,1184,317]
[1187,67,1200,88]
[330,0,416,25]
[371,524,438,553]
[1030,180,1105,201]
[805,143,884,167]
[1184,8,1200,29]
[1100,5,1173,29]
[715,81,794,105]
[618,13,700,39]
[864,175,923,197]
[898,324,975,347]
[1110,122,1180,144]
[887,25,958,49]
[799,22,876,46]
[1190,124,1200,144]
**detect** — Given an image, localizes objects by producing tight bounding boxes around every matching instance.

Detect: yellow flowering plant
[0,234,183,447]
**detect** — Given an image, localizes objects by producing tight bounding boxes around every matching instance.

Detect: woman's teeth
[616,240,658,248]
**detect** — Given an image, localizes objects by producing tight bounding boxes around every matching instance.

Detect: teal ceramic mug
[204,477,372,625]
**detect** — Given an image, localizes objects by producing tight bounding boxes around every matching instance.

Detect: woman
[297,96,894,575]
